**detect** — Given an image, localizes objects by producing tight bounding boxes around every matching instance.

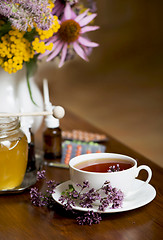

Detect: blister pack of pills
[62,130,108,143]
[61,140,106,165]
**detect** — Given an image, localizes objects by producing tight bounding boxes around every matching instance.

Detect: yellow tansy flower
[0,29,34,74]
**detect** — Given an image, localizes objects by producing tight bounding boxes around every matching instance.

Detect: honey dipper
[0,105,65,119]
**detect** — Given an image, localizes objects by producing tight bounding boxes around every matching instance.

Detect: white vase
[0,67,43,133]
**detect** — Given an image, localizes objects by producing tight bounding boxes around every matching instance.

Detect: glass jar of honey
[0,117,28,190]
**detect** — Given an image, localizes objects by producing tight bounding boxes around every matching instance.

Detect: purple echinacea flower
[38,3,99,67]
[52,0,78,17]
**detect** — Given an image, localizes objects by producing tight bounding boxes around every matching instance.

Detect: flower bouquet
[0,0,99,92]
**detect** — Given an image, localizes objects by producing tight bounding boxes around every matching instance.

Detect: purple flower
[76,211,102,225]
[98,185,124,211]
[72,190,79,198]
[30,170,59,208]
[30,187,46,207]
[111,189,124,209]
[58,179,124,212]
[101,181,113,194]
[79,188,101,208]
[76,180,90,189]
[52,0,65,17]
[59,194,76,211]
[37,170,46,181]
[98,199,109,212]
[52,0,78,17]
[107,164,121,172]
[46,180,58,194]
[38,3,99,67]
[30,171,124,225]
[0,0,54,31]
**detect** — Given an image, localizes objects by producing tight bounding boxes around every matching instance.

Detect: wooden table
[0,110,162,240]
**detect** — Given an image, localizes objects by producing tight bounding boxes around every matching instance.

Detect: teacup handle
[136,165,152,184]
[126,165,152,197]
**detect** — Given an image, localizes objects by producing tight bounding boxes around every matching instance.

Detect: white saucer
[52,179,156,213]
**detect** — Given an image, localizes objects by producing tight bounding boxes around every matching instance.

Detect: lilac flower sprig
[30,170,58,208]
[107,164,121,172]
[30,170,124,225]
[59,180,124,213]
[76,211,102,225]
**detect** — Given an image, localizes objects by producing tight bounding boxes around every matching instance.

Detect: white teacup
[69,153,152,196]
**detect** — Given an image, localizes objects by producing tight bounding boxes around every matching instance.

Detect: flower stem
[25,56,38,106]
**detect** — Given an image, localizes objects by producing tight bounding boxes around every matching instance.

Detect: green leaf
[68,184,75,192]
[61,185,76,198]
[24,28,37,42]
[25,56,38,106]
[0,21,12,38]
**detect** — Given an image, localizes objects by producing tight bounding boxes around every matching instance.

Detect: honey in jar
[0,117,28,190]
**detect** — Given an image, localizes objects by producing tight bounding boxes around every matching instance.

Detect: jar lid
[0,116,20,137]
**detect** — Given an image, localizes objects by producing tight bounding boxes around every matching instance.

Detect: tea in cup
[69,153,152,196]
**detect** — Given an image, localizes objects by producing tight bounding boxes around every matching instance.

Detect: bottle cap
[45,107,59,128]
[43,79,59,129]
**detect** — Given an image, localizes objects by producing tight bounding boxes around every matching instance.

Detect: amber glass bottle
[43,111,62,160]
[43,126,62,159]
